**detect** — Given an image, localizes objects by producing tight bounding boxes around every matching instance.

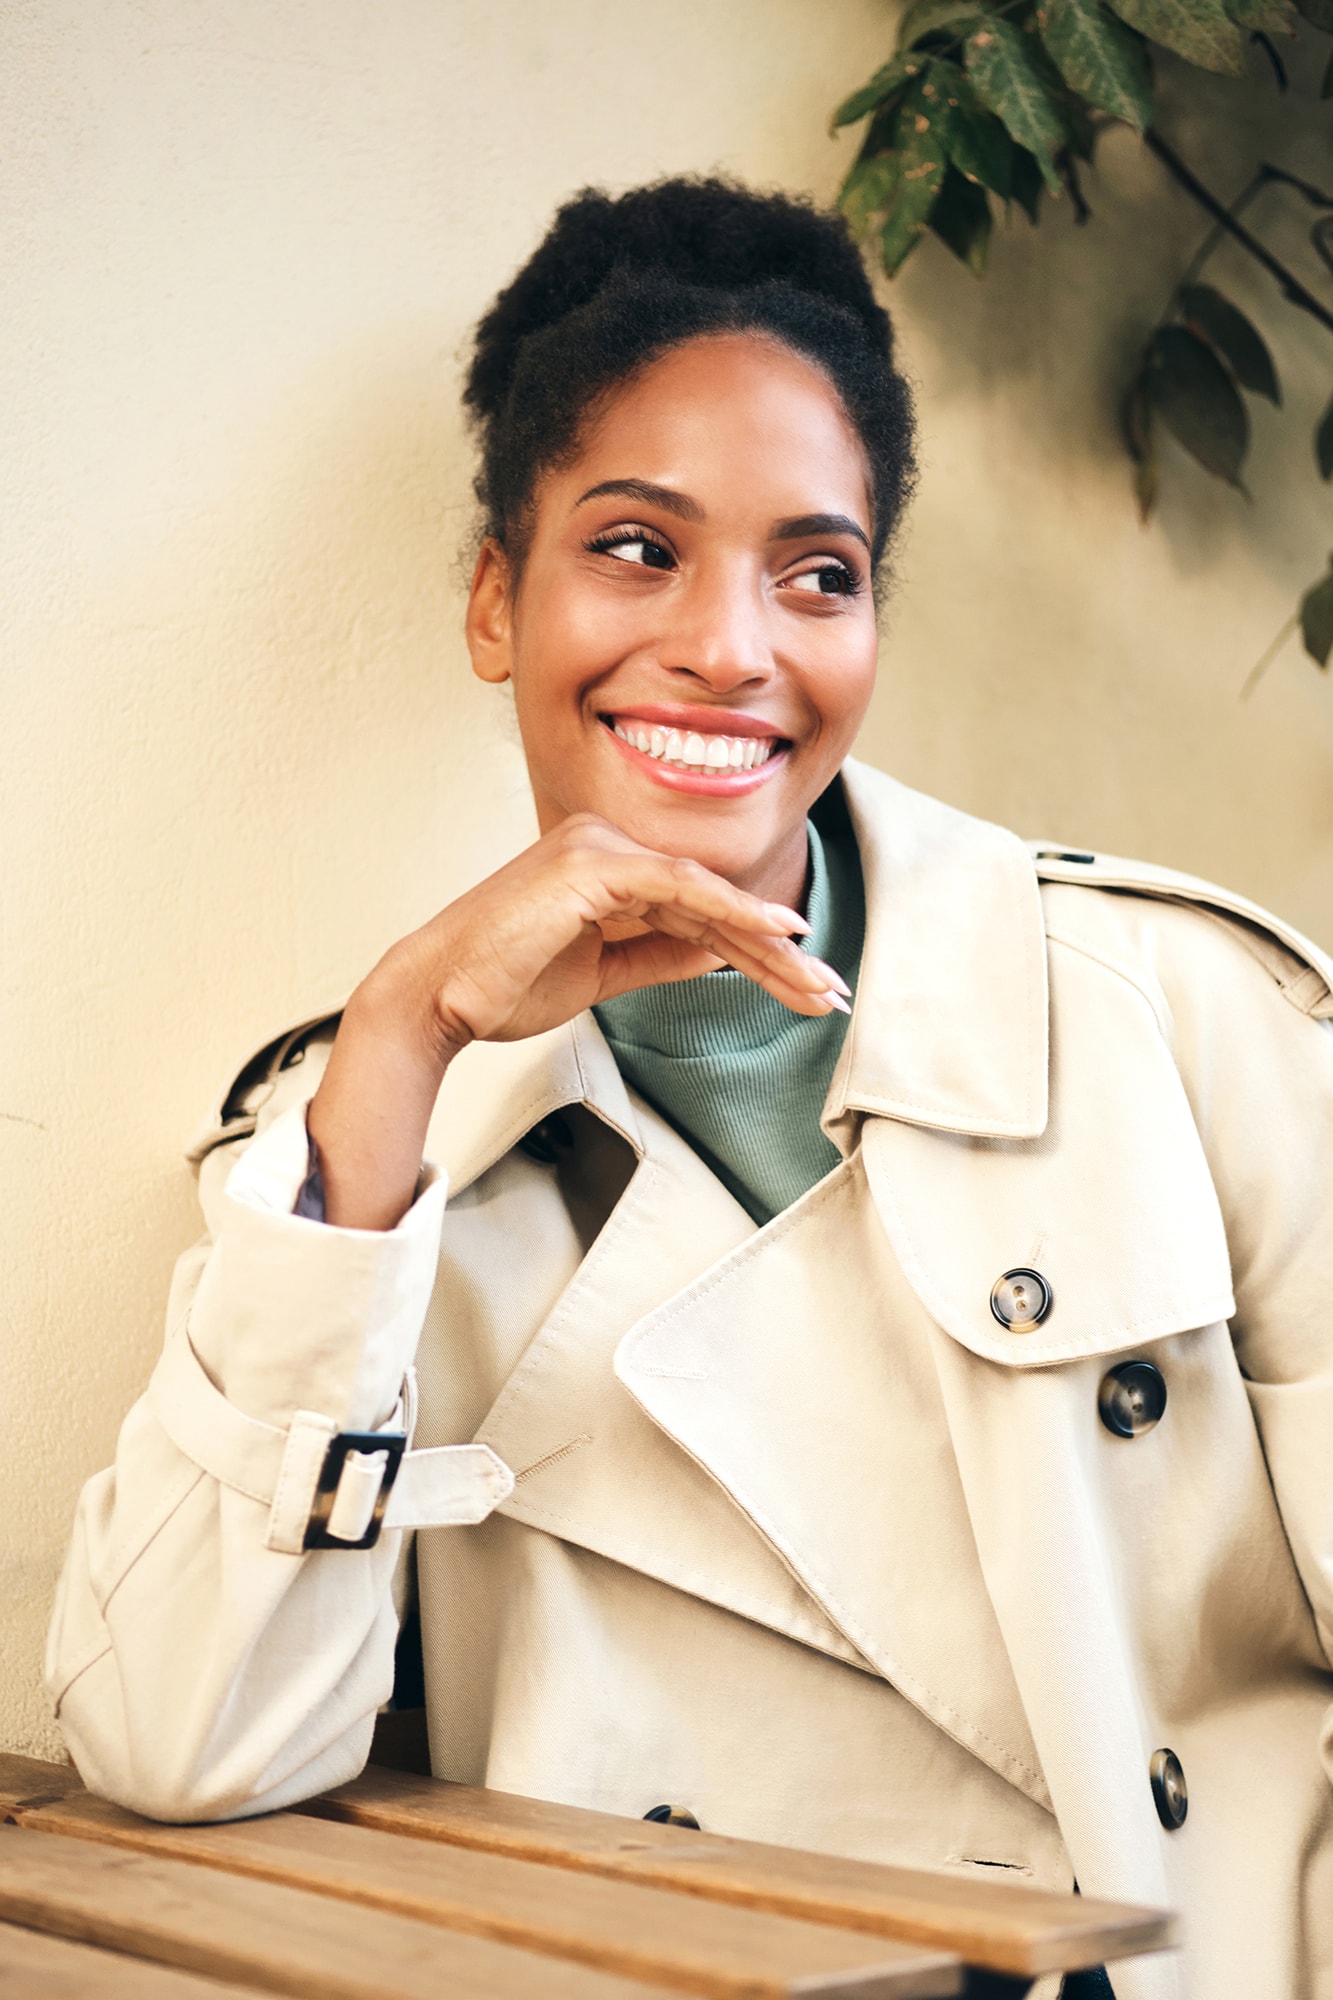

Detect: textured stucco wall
[4,0,1331,1757]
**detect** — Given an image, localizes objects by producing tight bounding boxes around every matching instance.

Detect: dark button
[1035,848,1096,865]
[517,1112,575,1165]
[1099,1361,1167,1438]
[990,1268,1053,1333]
[1149,1748,1187,1830]
[643,1804,701,1829]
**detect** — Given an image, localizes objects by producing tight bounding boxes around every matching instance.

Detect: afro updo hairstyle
[464,176,916,583]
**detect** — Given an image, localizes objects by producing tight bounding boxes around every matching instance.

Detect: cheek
[514,570,646,695]
[802,618,879,738]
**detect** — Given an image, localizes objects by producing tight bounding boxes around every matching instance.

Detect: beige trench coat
[48,762,1333,2000]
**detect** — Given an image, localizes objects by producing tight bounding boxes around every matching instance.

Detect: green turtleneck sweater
[594,812,866,1225]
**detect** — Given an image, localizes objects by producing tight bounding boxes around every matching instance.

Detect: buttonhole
[948,1854,1035,1876]
[514,1433,593,1483]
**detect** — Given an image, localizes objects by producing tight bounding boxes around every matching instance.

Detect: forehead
[548,332,872,524]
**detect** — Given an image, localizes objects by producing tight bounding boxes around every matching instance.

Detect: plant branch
[1145,128,1333,340]
[1240,612,1298,699]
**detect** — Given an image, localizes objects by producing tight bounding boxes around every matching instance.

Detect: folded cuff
[187,1102,448,1432]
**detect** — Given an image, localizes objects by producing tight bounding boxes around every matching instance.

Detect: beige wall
[4,1,1331,1757]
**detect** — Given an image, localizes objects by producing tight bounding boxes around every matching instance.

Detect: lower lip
[603,723,789,796]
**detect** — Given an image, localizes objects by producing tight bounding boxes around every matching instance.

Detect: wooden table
[0,1750,1173,1998]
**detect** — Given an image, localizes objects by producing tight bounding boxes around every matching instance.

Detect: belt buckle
[303,1430,407,1550]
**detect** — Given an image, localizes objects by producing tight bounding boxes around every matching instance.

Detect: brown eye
[788,561,857,597]
[587,529,675,570]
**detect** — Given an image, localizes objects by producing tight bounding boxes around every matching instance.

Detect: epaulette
[1030,844,1333,1020]
[185,1006,344,1165]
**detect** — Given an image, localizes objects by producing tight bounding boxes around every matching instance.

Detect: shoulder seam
[1031,846,1333,1019]
[1045,929,1171,1042]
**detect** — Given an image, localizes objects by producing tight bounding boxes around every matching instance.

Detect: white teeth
[611,719,780,772]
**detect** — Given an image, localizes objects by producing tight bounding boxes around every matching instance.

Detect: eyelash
[583,527,864,598]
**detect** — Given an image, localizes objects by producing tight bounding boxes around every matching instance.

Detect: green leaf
[1009,145,1046,219]
[1106,0,1247,73]
[1299,561,1333,666]
[1178,284,1281,403]
[838,149,903,238]
[1224,0,1296,30]
[1142,324,1250,484]
[964,19,1067,189]
[1037,0,1155,125]
[929,166,995,271]
[1294,0,1333,31]
[879,82,950,273]
[897,0,987,49]
[947,79,1016,195]
[1316,393,1333,478]
[831,53,921,128]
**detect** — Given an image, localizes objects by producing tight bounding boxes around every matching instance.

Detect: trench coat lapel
[483,1095,885,1667]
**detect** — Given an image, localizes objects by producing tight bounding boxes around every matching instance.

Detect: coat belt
[148,1330,514,1554]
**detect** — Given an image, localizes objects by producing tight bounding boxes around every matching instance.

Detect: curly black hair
[464,177,916,578]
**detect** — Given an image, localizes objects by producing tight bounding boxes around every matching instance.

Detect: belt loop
[266,1411,338,1555]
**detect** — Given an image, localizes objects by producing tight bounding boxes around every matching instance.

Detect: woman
[48,179,1333,2000]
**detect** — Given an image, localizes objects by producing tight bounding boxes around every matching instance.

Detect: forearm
[307,967,464,1233]
[47,1107,448,1820]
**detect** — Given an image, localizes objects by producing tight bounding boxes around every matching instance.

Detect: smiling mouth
[606,718,786,773]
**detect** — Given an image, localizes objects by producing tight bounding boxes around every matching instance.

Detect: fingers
[601,919,852,1018]
[568,840,812,947]
[595,934,726,1002]
[700,926,853,1016]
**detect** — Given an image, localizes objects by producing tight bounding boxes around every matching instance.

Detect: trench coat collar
[429,760,1049,1194]
[826,759,1049,1144]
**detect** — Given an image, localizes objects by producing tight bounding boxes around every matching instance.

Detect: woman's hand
[307,814,849,1229]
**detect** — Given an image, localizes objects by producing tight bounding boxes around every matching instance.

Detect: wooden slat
[0,1751,1171,1984]
[301,1767,1174,1980]
[0,1822,681,2000]
[0,1921,271,1996]
[14,1790,959,2000]
[0,1752,79,1815]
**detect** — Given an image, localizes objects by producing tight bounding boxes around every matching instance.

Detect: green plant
[832,0,1333,678]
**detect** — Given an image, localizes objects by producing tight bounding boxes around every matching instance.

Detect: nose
[655,561,775,694]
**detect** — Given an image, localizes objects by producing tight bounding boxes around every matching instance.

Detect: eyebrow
[771,511,871,553]
[576,481,872,554]
[575,478,704,522]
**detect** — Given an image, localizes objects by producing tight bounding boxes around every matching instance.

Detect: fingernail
[810,960,852,998]
[821,990,852,1015]
[771,905,811,935]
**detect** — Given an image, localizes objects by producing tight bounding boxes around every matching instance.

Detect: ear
[465,539,514,685]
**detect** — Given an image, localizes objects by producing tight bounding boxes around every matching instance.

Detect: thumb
[595,932,723,1002]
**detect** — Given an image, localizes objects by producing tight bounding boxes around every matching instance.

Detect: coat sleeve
[44,1046,449,1824]
[1134,898,1333,1771]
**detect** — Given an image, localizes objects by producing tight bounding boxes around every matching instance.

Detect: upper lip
[601,704,788,740]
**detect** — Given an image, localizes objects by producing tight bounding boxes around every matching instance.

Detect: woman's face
[467,332,880,906]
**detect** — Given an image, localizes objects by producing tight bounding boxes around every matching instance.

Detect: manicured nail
[810,960,852,998]
[821,990,852,1015]
[771,904,811,935]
